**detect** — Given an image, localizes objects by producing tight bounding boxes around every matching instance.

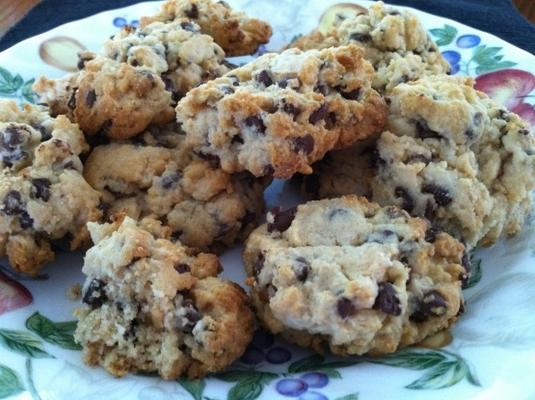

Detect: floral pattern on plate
[0,0,534,399]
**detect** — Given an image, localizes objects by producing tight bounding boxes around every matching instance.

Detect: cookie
[83,123,269,252]
[305,76,535,249]
[289,1,450,92]
[176,44,387,178]
[141,0,272,56]
[103,19,230,100]
[243,196,466,356]
[34,56,174,140]
[0,101,102,276]
[75,215,254,379]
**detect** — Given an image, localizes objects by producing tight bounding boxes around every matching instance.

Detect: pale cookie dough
[75,215,254,379]
[0,101,101,276]
[141,0,272,56]
[83,124,269,252]
[243,196,466,356]
[177,44,387,178]
[289,1,450,92]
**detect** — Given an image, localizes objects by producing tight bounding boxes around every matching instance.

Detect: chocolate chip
[410,290,447,322]
[337,297,356,319]
[194,151,220,168]
[282,103,300,120]
[82,279,108,309]
[227,75,240,86]
[309,103,328,124]
[77,55,93,70]
[161,76,181,103]
[387,10,401,15]
[1,126,23,149]
[325,112,337,129]
[180,21,196,32]
[340,88,361,101]
[373,282,401,316]
[328,208,348,220]
[244,115,266,134]
[215,223,232,239]
[67,88,77,110]
[394,187,414,213]
[85,90,96,108]
[123,318,139,340]
[278,78,289,88]
[416,120,442,139]
[349,32,372,42]
[267,206,297,233]
[231,134,244,144]
[294,257,310,282]
[221,85,234,95]
[385,206,404,219]
[2,191,23,215]
[31,178,51,201]
[175,263,191,273]
[291,134,314,155]
[253,254,264,277]
[161,172,181,189]
[185,3,198,18]
[256,70,273,87]
[222,60,237,70]
[19,211,33,229]
[518,128,530,135]
[422,184,452,206]
[314,84,328,95]
[370,147,385,168]
[181,299,202,333]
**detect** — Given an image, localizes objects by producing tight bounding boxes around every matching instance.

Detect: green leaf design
[406,360,465,390]
[0,67,23,94]
[21,79,37,104]
[367,348,446,370]
[464,256,482,289]
[0,364,24,398]
[227,377,263,400]
[178,378,205,400]
[25,312,81,350]
[466,366,482,387]
[0,329,51,358]
[287,354,325,373]
[213,370,258,382]
[471,45,516,74]
[429,24,457,46]
[335,394,359,400]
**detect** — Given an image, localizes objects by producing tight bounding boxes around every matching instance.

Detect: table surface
[0,0,533,48]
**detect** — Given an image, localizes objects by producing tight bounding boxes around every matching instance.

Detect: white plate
[0,1,534,400]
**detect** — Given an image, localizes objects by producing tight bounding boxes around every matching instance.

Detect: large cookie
[177,44,387,178]
[141,0,272,56]
[83,124,269,252]
[243,196,466,356]
[75,215,254,379]
[0,101,101,275]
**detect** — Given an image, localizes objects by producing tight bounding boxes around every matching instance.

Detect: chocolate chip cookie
[304,76,535,249]
[75,215,254,379]
[34,56,174,140]
[243,196,466,356]
[141,0,272,56]
[177,44,387,179]
[0,101,101,276]
[289,1,450,92]
[83,124,268,252]
[103,19,230,101]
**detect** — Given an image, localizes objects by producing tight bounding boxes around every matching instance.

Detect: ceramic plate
[0,1,534,399]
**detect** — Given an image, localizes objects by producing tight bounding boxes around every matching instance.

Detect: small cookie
[83,124,269,252]
[75,215,254,379]
[289,1,450,92]
[103,19,230,100]
[0,101,101,276]
[177,44,387,178]
[34,57,174,140]
[243,196,466,356]
[141,0,272,56]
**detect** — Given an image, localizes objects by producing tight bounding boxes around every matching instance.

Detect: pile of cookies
[0,0,533,380]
